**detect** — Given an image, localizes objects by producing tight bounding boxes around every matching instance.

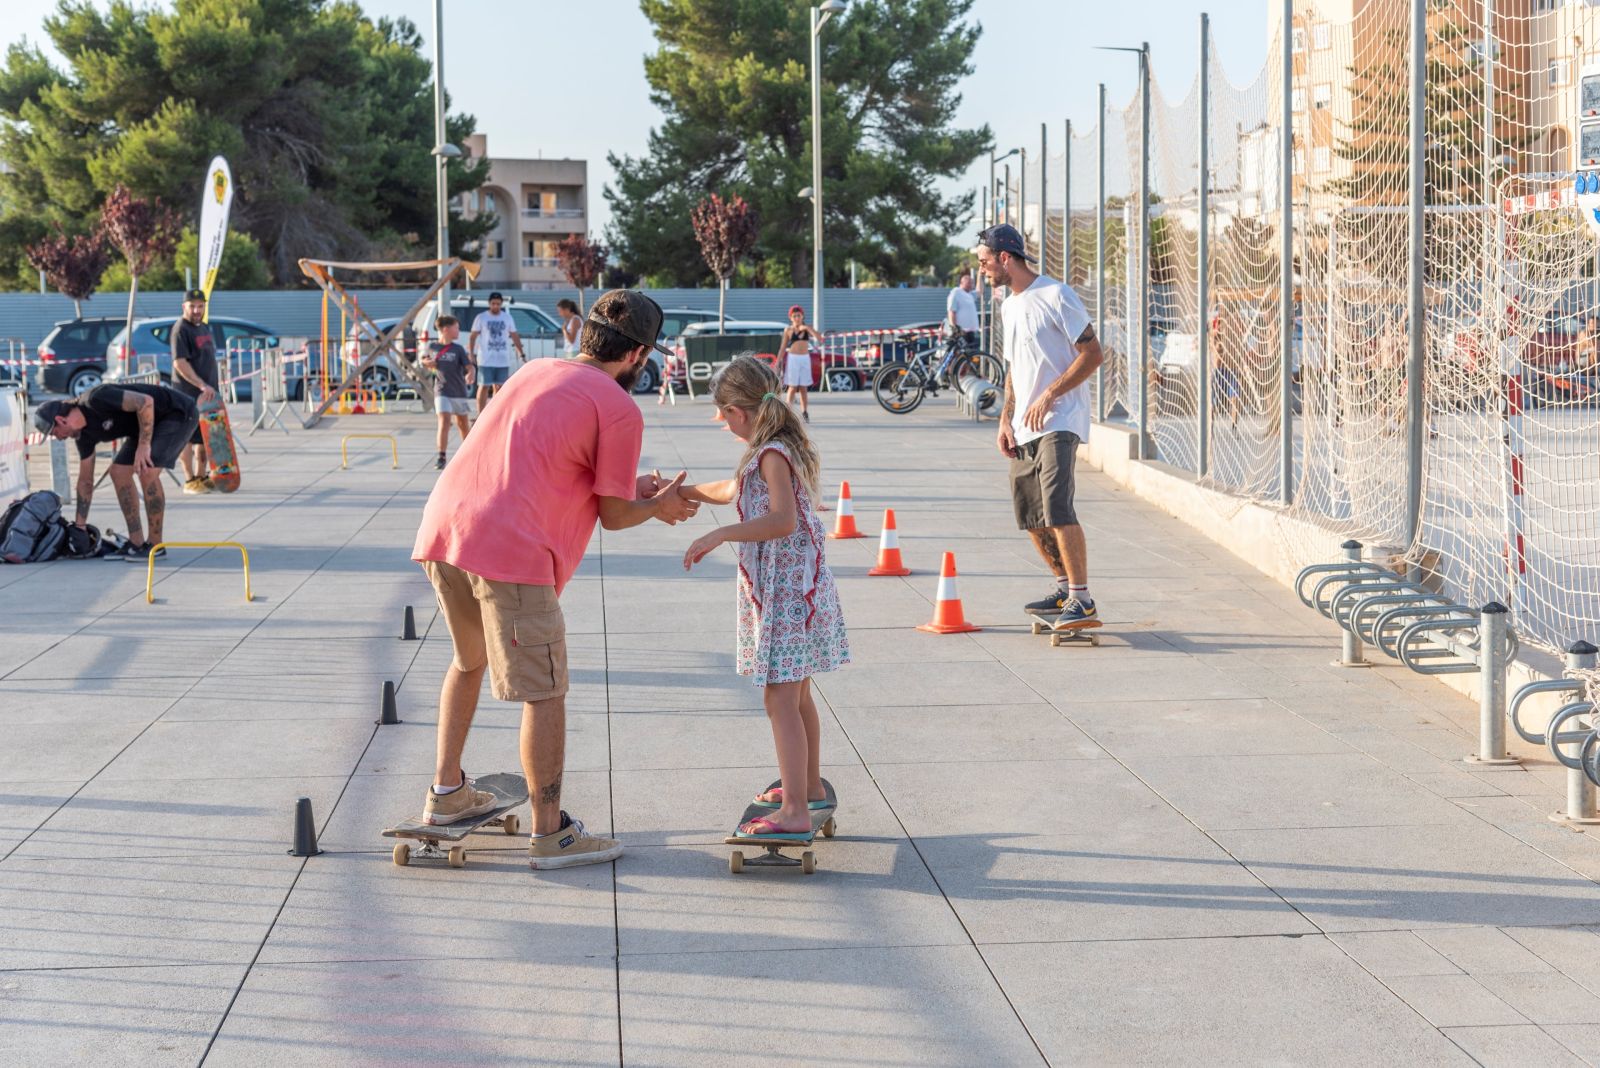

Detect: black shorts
[1010,431,1080,530]
[111,396,199,470]
[175,387,210,445]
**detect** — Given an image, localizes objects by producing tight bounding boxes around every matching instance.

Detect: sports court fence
[987,0,1600,685]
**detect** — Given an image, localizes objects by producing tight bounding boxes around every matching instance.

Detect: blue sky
[2,0,1269,246]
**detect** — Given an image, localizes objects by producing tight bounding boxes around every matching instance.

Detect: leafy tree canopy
[0,0,493,288]
[606,0,991,288]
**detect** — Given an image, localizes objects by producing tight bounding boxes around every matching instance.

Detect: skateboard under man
[1026,609,1105,647]
[383,772,528,868]
[725,777,838,875]
[197,391,241,492]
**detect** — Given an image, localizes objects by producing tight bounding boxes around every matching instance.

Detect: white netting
[1073,0,1600,663]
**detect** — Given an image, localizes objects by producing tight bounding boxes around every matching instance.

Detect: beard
[615,361,642,393]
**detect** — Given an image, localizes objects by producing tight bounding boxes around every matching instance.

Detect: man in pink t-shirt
[412,290,697,869]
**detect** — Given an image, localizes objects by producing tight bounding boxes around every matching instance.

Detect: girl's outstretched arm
[683,451,798,569]
[683,478,737,505]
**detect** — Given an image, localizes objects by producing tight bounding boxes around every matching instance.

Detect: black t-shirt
[429,341,473,399]
[73,383,178,459]
[170,318,218,397]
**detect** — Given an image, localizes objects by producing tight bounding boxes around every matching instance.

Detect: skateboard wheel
[1031,620,1046,635]
[448,846,466,868]
[729,851,744,874]
[801,851,816,874]
[1050,634,1062,648]
[392,843,411,867]
[1090,634,1101,647]
[501,814,520,836]
[822,818,836,838]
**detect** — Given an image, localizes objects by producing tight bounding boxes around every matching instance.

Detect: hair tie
[762,392,776,401]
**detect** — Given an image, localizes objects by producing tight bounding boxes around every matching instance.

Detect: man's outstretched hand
[652,470,699,524]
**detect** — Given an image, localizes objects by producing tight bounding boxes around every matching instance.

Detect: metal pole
[1483,0,1494,219]
[1468,603,1519,765]
[981,190,991,352]
[1198,12,1211,479]
[1138,42,1152,460]
[1278,0,1294,503]
[1556,641,1600,824]
[811,5,824,331]
[1005,163,1012,228]
[1406,0,1425,550]
[1064,119,1073,283]
[1337,541,1372,667]
[1096,84,1106,422]
[1039,123,1048,275]
[433,0,450,316]
[1019,149,1027,255]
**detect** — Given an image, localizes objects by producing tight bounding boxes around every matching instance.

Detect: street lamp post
[810,1,847,332]
[986,147,1021,352]
[432,0,454,316]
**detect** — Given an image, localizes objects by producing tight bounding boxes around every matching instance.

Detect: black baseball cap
[585,289,674,358]
[31,399,67,435]
[488,291,505,301]
[184,289,206,302]
[973,223,1036,263]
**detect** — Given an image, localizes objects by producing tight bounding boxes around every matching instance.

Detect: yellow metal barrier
[145,541,253,604]
[341,433,399,469]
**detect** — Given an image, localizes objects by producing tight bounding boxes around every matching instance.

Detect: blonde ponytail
[711,355,823,497]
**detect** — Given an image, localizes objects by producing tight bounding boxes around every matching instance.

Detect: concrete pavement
[3,393,1600,1066]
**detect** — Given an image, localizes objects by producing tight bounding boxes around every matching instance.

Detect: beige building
[458,133,588,290]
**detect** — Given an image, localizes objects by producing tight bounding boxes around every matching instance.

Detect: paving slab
[0,964,245,1065]
[1440,1025,1588,1068]
[618,945,1045,1068]
[983,935,1471,1066]
[205,956,620,1067]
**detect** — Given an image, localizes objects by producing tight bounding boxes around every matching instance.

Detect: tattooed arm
[997,372,1018,458]
[121,391,156,474]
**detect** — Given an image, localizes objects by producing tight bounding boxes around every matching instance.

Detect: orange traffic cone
[868,509,911,576]
[827,481,866,539]
[917,552,981,634]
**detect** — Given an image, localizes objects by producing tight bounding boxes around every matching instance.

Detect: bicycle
[872,331,1004,414]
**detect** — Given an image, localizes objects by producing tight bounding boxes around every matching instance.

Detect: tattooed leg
[523,695,567,835]
[1027,527,1067,579]
[141,469,166,547]
[108,466,143,546]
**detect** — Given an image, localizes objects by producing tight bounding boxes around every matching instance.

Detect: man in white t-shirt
[946,269,980,351]
[974,223,1105,627]
[468,292,525,412]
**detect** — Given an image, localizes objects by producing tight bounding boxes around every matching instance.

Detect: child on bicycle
[681,356,850,838]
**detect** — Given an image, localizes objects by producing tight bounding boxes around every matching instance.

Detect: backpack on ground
[0,490,67,564]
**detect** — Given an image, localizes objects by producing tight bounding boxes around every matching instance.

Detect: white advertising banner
[0,387,28,504]
[198,155,234,307]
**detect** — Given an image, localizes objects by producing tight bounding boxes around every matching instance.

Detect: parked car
[671,320,863,393]
[105,317,282,399]
[34,317,124,395]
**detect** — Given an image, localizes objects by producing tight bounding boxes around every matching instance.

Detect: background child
[682,356,849,838]
[421,315,473,469]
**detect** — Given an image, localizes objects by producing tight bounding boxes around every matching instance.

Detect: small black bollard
[288,797,323,857]
[401,605,417,641]
[377,679,401,725]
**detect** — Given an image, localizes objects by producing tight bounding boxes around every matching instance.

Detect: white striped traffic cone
[917,552,980,634]
[827,480,866,539]
[868,509,911,576]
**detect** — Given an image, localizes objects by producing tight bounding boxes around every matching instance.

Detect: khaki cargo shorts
[422,560,568,702]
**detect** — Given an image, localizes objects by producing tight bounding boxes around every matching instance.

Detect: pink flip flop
[736,815,811,840]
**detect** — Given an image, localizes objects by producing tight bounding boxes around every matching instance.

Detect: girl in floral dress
[682,356,850,839]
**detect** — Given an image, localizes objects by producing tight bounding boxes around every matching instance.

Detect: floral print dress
[734,442,850,685]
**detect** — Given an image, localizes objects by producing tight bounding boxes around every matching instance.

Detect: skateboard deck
[725,778,838,875]
[197,391,241,492]
[1027,612,1105,647]
[383,772,528,868]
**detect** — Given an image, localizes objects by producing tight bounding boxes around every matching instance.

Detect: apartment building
[458,133,588,290]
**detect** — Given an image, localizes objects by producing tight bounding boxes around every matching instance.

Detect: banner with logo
[0,387,28,504]
[197,156,234,314]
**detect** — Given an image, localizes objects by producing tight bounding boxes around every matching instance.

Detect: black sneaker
[1024,587,1069,616]
[802,411,810,423]
[118,543,166,562]
[435,454,446,470]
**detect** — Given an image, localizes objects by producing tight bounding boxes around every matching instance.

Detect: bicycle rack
[1508,642,1600,825]
[1297,543,1522,766]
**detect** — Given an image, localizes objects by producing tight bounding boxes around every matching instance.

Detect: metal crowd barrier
[1295,539,1521,765]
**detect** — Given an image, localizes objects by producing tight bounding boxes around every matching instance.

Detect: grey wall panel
[0,287,952,348]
